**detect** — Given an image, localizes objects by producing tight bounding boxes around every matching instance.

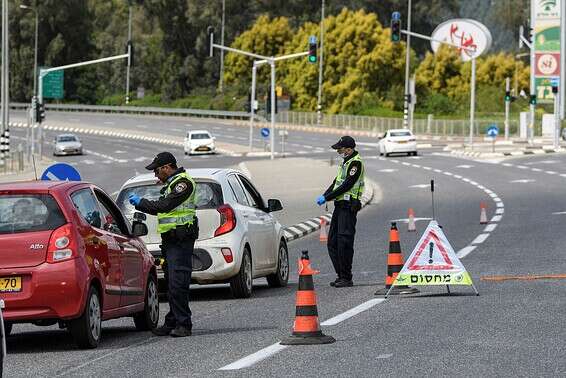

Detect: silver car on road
[116,169,289,298]
[53,134,83,156]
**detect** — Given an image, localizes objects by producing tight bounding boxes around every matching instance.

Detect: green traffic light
[308,55,317,63]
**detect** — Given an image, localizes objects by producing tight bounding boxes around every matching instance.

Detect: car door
[94,189,144,307]
[226,175,267,270]
[70,188,122,310]
[237,175,276,269]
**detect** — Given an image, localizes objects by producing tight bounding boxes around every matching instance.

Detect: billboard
[535,0,562,103]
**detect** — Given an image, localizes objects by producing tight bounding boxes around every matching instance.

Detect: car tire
[3,322,12,337]
[69,286,102,349]
[230,249,253,298]
[412,151,418,156]
[266,240,289,288]
[133,275,159,331]
[385,152,390,157]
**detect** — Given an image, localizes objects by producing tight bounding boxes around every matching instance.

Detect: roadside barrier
[407,208,416,232]
[374,223,419,296]
[280,250,335,345]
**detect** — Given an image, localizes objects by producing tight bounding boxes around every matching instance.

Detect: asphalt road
[3,115,566,376]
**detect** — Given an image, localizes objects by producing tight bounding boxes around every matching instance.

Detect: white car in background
[53,134,83,156]
[378,129,417,157]
[184,130,216,155]
[116,169,289,298]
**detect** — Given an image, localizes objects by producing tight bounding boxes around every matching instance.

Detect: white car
[53,134,83,156]
[378,129,417,157]
[116,169,289,298]
[184,130,216,155]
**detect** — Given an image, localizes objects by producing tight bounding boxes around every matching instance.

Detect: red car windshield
[0,194,66,234]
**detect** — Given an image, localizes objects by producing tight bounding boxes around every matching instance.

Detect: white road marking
[491,215,503,222]
[552,211,566,215]
[408,156,421,160]
[517,165,528,169]
[561,174,566,178]
[134,157,147,162]
[171,128,183,132]
[531,168,543,172]
[502,163,513,167]
[510,179,535,183]
[103,121,114,125]
[136,125,148,129]
[408,184,430,188]
[457,245,476,259]
[219,298,386,370]
[379,169,397,173]
[472,233,490,245]
[545,171,557,175]
[115,150,127,154]
[391,217,432,223]
[526,160,558,165]
[218,343,288,371]
[456,165,474,168]
[495,208,505,214]
[69,118,80,122]
[483,224,497,232]
[320,299,385,326]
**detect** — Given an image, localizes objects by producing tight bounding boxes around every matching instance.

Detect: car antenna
[32,155,38,180]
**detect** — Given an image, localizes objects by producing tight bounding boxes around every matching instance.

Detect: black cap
[331,135,356,149]
[145,152,177,170]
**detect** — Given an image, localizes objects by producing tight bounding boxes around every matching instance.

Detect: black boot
[170,325,192,337]
[152,324,175,336]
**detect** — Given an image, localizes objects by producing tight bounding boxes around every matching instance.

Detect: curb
[8,122,243,157]
[283,178,376,242]
[447,147,563,159]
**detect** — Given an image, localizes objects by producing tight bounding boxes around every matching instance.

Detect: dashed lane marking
[320,299,386,326]
[456,165,474,168]
[456,246,476,259]
[408,184,430,189]
[378,169,398,173]
[510,179,535,183]
[472,233,490,245]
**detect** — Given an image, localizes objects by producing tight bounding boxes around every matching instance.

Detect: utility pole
[316,0,325,125]
[529,1,536,144]
[125,1,133,104]
[219,0,226,93]
[403,0,412,130]
[470,58,476,147]
[552,79,560,149]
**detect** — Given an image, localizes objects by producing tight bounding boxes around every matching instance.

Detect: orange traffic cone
[480,202,488,224]
[407,208,416,232]
[319,217,328,243]
[280,250,335,345]
[375,222,419,296]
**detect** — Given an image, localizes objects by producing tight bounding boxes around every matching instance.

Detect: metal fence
[276,111,520,137]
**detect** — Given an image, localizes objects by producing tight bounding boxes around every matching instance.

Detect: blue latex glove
[129,194,141,206]
[316,195,326,206]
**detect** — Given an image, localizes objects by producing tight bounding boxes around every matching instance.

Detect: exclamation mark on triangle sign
[428,242,433,264]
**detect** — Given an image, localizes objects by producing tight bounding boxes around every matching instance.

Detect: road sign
[41,163,81,182]
[261,128,270,138]
[487,124,499,137]
[390,221,477,290]
[41,69,64,99]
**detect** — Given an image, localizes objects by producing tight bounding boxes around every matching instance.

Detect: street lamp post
[20,4,38,100]
[403,0,412,130]
[125,1,133,104]
[219,0,225,93]
[316,0,325,125]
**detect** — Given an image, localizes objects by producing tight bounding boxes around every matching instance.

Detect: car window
[116,181,224,214]
[58,136,77,142]
[0,194,66,234]
[191,133,211,140]
[390,131,412,137]
[227,175,250,206]
[94,189,130,236]
[238,175,266,211]
[71,189,103,229]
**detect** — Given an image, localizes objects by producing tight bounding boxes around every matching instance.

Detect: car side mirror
[267,199,283,212]
[133,212,146,222]
[132,221,148,237]
[212,137,216,140]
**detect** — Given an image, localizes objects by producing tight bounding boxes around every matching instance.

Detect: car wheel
[133,275,159,331]
[266,240,289,288]
[3,322,12,337]
[69,286,102,349]
[230,248,252,298]
[385,152,390,157]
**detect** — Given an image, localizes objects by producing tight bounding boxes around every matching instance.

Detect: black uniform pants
[327,202,358,281]
[161,231,195,329]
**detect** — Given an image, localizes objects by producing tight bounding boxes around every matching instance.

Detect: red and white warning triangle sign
[390,221,478,292]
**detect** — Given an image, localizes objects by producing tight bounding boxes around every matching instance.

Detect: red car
[0,181,159,348]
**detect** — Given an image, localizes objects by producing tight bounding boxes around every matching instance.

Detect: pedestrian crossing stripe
[392,221,475,287]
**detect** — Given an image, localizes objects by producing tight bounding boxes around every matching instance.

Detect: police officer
[316,136,364,288]
[129,152,198,337]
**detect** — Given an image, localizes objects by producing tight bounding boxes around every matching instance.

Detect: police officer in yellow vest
[317,136,364,288]
[129,152,198,337]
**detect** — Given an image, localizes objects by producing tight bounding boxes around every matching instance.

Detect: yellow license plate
[0,276,22,292]
[197,147,209,151]
[398,141,407,144]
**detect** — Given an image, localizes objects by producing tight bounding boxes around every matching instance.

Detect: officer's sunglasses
[153,164,170,174]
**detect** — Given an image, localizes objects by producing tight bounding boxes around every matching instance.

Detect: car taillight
[214,204,236,237]
[47,223,78,263]
[221,248,233,263]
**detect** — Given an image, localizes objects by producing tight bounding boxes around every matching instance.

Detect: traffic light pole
[529,1,536,145]
[504,77,510,140]
[36,53,130,157]
[403,0,412,131]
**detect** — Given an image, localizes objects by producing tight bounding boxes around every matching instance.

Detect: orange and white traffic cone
[480,202,488,225]
[280,250,335,345]
[375,223,419,296]
[407,208,416,232]
[319,217,328,243]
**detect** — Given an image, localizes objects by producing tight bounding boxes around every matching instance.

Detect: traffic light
[505,91,511,102]
[529,94,537,106]
[36,102,45,123]
[265,88,278,114]
[391,12,401,43]
[245,92,251,112]
[126,41,134,67]
[308,36,317,64]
